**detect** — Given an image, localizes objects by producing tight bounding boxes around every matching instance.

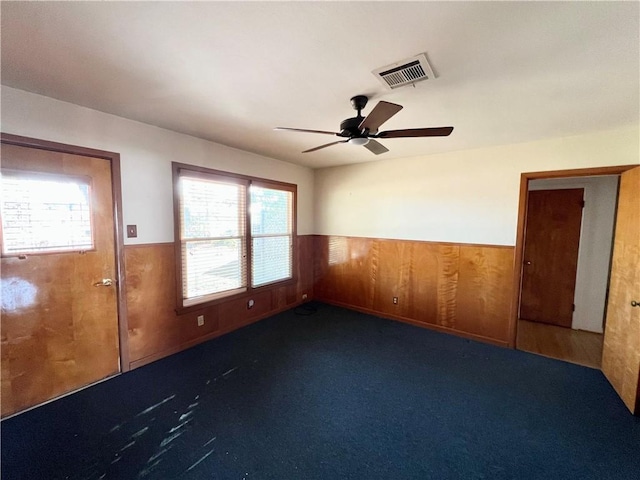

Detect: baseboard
[316,298,511,348]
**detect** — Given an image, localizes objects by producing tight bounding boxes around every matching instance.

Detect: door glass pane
[1,171,93,255]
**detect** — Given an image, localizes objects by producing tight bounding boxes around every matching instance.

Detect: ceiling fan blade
[274,127,340,136]
[363,139,389,155]
[377,126,454,138]
[302,140,348,153]
[359,101,403,132]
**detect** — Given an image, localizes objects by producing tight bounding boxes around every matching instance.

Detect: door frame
[509,164,637,348]
[1,133,130,372]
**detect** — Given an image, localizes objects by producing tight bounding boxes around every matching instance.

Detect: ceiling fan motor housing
[340,116,365,138]
[340,95,370,138]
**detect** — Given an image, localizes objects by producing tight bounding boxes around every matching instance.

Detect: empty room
[1,2,639,479]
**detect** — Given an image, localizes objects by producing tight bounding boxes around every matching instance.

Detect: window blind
[250,186,293,287]
[179,174,247,304]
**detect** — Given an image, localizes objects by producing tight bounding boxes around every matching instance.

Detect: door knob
[632,300,639,307]
[93,278,114,287]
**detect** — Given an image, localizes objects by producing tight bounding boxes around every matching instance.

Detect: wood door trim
[509,164,638,348]
[520,165,638,180]
[1,133,130,372]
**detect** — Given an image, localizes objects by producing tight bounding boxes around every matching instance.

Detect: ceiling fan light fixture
[276,95,453,155]
[349,137,370,146]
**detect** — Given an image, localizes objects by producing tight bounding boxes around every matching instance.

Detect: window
[1,170,94,256]
[179,174,247,306]
[174,163,296,309]
[250,184,294,287]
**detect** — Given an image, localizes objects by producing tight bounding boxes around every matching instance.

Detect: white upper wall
[3,86,638,248]
[1,87,315,243]
[314,126,639,246]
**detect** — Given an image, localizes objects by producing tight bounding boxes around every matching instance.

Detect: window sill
[175,276,297,315]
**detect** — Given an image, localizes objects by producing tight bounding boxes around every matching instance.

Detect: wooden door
[520,188,584,327]
[602,166,640,415]
[1,143,120,417]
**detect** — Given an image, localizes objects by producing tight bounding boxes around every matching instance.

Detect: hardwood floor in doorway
[516,319,604,369]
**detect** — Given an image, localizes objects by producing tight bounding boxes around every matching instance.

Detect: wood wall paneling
[371,239,410,317]
[314,235,514,345]
[314,235,376,309]
[372,240,459,326]
[125,235,314,369]
[414,243,459,327]
[126,243,185,363]
[296,234,315,300]
[456,245,513,342]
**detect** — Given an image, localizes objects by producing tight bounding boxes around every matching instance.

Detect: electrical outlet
[302,293,308,300]
[247,299,254,309]
[197,315,204,326]
[393,296,398,305]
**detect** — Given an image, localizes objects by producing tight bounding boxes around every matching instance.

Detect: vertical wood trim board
[314,235,515,345]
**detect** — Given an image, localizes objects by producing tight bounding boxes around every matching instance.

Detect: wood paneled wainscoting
[314,236,515,346]
[125,235,314,369]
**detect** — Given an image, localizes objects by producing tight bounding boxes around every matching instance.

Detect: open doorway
[511,165,639,414]
[515,175,618,368]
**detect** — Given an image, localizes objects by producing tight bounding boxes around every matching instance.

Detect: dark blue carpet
[2,303,639,479]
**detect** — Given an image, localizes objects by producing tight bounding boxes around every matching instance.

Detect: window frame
[172,162,297,313]
[249,179,296,289]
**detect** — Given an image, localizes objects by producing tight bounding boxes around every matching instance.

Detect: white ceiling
[1,2,638,169]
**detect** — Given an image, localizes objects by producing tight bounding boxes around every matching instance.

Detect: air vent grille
[373,54,435,89]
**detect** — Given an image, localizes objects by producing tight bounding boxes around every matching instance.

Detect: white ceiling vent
[372,53,435,89]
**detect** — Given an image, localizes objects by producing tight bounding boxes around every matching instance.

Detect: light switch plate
[127,225,137,238]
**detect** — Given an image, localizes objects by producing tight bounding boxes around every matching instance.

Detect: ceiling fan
[275,95,453,155]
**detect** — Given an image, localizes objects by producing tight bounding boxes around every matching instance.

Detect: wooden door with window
[602,166,640,415]
[520,188,584,327]
[1,142,121,417]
